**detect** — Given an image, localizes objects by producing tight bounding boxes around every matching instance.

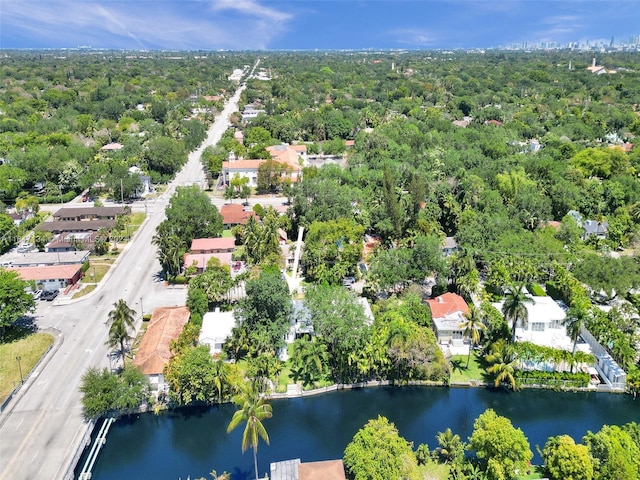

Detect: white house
[199,308,236,356]
[492,294,576,350]
[221,144,306,188]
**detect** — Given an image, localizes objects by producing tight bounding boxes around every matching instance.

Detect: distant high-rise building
[610,36,614,47]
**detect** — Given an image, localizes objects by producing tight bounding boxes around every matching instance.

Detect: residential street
[0,76,247,480]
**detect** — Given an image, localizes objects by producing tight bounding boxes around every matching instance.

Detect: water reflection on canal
[84,386,639,480]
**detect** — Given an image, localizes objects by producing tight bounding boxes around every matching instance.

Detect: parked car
[233,261,242,272]
[41,290,59,301]
[30,290,42,300]
[342,276,356,288]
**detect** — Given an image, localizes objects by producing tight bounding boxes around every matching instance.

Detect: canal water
[82,386,639,480]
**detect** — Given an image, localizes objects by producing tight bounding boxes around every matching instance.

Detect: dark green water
[82,387,639,480]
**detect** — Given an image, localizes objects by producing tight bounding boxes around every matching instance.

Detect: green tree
[145,136,186,176]
[0,270,36,335]
[33,230,53,252]
[164,345,226,405]
[105,299,136,369]
[343,416,420,480]
[152,223,186,278]
[189,258,234,305]
[79,366,149,419]
[542,435,594,480]
[257,159,290,194]
[305,284,370,382]
[226,383,273,480]
[501,284,533,342]
[302,218,364,284]
[468,409,533,480]
[186,287,209,318]
[233,269,292,357]
[162,185,223,245]
[459,304,486,368]
[583,425,640,480]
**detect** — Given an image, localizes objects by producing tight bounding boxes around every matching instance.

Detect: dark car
[41,290,59,301]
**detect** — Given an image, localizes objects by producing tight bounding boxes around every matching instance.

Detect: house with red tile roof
[271,459,346,480]
[191,237,235,254]
[221,144,306,188]
[184,238,236,273]
[8,264,83,291]
[132,306,190,391]
[426,292,469,345]
[220,204,256,228]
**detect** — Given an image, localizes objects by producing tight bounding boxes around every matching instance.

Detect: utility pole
[16,356,23,384]
[140,297,144,319]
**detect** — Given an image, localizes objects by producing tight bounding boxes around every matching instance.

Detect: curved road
[0,78,247,480]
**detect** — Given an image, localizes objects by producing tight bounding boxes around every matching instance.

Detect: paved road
[0,74,249,480]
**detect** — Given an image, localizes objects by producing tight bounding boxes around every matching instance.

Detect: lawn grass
[277,364,292,392]
[419,462,450,480]
[449,352,487,384]
[73,284,96,299]
[222,229,234,238]
[0,330,54,402]
[517,466,547,479]
[85,262,111,283]
[128,212,146,234]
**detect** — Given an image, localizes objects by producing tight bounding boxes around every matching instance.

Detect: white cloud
[0,0,293,49]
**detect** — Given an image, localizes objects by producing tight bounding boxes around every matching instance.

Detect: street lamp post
[16,356,23,384]
[139,297,144,319]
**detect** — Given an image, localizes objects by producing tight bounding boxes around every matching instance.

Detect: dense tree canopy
[343,416,420,480]
[468,409,533,480]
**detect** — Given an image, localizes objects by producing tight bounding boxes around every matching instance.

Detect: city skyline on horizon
[2,1,640,52]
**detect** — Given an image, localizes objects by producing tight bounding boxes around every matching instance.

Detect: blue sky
[1,1,639,50]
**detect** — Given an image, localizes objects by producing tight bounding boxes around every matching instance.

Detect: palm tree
[152,226,185,278]
[563,306,590,373]
[486,339,518,391]
[211,353,231,403]
[501,284,533,342]
[459,304,486,368]
[291,337,328,387]
[227,383,273,480]
[105,299,136,369]
[435,428,464,464]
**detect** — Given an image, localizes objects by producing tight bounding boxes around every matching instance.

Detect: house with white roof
[199,308,236,356]
[492,294,577,350]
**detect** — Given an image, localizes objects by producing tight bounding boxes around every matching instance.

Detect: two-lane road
[0,74,248,480]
